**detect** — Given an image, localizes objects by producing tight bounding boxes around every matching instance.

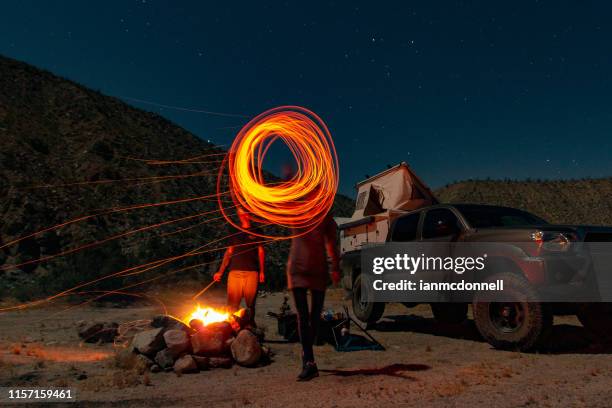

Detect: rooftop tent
[351,162,438,219]
[338,162,437,254]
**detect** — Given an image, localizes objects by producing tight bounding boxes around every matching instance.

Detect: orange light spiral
[217,106,338,238]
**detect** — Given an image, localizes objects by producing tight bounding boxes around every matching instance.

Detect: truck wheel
[352,274,385,323]
[472,273,552,351]
[431,303,468,324]
[577,303,612,343]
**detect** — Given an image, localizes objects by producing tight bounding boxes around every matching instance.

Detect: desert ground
[1,286,611,408]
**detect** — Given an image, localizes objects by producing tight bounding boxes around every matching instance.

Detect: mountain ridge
[435,178,612,225]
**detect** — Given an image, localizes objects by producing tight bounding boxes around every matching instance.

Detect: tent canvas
[351,162,437,220]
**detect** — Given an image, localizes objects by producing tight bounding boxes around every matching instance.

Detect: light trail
[218,106,338,238]
[119,96,250,118]
[0,229,272,313]
[18,170,218,190]
[0,191,229,252]
[0,206,231,272]
[159,213,233,238]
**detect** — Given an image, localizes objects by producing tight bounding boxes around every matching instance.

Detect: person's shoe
[297,362,319,381]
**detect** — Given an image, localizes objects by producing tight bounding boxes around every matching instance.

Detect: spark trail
[218,106,339,238]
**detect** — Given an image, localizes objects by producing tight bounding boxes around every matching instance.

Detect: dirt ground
[1,287,611,408]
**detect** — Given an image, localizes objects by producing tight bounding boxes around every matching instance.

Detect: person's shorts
[227,270,258,310]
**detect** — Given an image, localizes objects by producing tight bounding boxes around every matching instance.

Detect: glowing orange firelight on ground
[218,106,339,238]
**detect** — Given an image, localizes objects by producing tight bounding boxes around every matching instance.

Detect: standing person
[214,208,265,326]
[287,211,340,381]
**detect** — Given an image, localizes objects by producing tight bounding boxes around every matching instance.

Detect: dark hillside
[435,178,612,225]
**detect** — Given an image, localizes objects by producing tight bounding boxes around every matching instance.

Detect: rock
[192,355,210,370]
[173,355,198,374]
[78,322,103,340]
[189,318,204,332]
[231,330,262,367]
[163,329,190,356]
[208,356,234,369]
[134,354,154,374]
[191,325,232,356]
[132,328,165,356]
[98,323,119,343]
[251,327,266,343]
[154,348,176,369]
[225,337,235,349]
[152,315,191,333]
[191,331,223,356]
[78,322,118,343]
[151,314,175,328]
[207,321,233,338]
[150,364,161,373]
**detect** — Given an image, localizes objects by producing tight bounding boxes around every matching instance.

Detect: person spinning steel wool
[287,210,341,381]
[214,208,265,327]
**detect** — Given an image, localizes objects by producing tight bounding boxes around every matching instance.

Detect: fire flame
[184,305,230,327]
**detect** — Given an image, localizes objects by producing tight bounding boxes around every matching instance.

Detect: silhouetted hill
[0,55,352,299]
[435,178,612,225]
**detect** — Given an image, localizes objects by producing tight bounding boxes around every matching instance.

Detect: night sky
[1,1,611,196]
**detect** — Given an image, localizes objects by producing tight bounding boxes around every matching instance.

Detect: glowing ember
[184,305,230,327]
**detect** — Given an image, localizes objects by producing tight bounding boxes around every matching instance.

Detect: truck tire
[352,274,385,323]
[431,303,468,324]
[472,272,552,351]
[576,303,612,343]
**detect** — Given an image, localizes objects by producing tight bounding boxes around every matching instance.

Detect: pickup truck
[338,164,612,351]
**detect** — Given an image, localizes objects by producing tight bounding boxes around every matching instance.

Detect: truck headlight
[530,231,576,252]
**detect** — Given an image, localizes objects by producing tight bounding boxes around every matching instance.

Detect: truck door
[421,208,463,243]
[421,208,465,301]
[390,212,422,242]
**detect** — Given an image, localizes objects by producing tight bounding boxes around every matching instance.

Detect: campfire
[112,304,267,375]
[182,304,248,333]
[185,305,230,327]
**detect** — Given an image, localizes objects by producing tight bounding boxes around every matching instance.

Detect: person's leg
[309,289,326,347]
[243,271,258,325]
[291,287,313,364]
[226,271,242,312]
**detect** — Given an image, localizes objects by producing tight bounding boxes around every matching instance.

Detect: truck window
[391,212,420,241]
[423,209,462,239]
[453,205,547,227]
